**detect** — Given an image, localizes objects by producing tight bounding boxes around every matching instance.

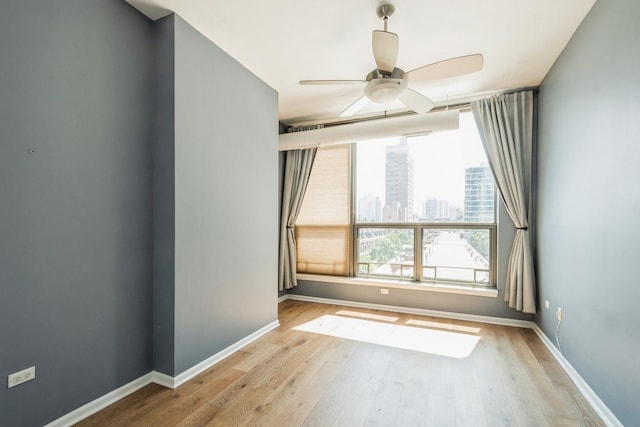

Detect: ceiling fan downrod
[376,4,395,32]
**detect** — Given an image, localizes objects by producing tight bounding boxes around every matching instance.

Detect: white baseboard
[46,319,280,426]
[532,325,622,427]
[163,319,280,389]
[284,293,533,328]
[283,293,621,426]
[44,373,153,427]
[151,370,175,389]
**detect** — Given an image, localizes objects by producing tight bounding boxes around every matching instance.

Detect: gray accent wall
[0,1,154,426]
[153,15,279,375]
[291,199,533,321]
[1,3,278,426]
[152,14,177,376]
[536,0,640,424]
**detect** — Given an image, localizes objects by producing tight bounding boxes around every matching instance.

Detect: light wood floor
[77,300,604,427]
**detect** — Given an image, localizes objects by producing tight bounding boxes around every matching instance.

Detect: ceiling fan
[300,3,484,117]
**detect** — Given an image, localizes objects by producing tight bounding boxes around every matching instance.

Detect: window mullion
[349,143,357,277]
[414,224,422,281]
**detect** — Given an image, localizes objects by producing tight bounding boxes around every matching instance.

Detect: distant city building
[382,201,401,222]
[423,197,438,219]
[449,205,463,221]
[437,200,449,219]
[464,164,495,222]
[358,193,382,222]
[423,198,458,221]
[385,138,413,222]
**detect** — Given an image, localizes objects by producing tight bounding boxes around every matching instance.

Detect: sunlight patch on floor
[293,314,480,358]
[335,309,399,322]
[405,318,481,334]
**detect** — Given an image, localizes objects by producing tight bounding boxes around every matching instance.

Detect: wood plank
[239,337,358,427]
[362,347,409,427]
[394,351,429,427]
[520,329,606,427]
[490,325,550,427]
[76,383,169,426]
[301,342,380,427]
[330,344,395,426]
[453,348,486,427]
[473,325,520,426]
[176,331,324,426]
[232,343,282,372]
[425,354,456,427]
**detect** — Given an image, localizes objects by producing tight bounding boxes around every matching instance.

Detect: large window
[296,112,496,287]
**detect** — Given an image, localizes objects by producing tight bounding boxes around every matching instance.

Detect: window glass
[356,112,494,224]
[356,228,414,279]
[422,229,491,284]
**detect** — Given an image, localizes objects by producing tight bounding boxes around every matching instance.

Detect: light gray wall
[0,1,154,426]
[153,15,279,375]
[291,198,533,321]
[536,0,640,425]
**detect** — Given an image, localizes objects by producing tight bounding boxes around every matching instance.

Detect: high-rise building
[358,193,382,222]
[385,138,413,222]
[464,164,495,223]
[437,200,449,218]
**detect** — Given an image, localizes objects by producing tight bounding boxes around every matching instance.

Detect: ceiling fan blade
[406,54,484,82]
[399,89,435,114]
[340,96,369,117]
[372,30,398,74]
[300,79,367,85]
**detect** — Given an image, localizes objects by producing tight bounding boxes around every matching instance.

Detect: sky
[356,111,488,208]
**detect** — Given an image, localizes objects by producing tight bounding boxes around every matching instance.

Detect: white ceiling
[125,0,595,125]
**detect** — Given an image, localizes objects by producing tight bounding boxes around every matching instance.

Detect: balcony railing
[422,265,490,285]
[357,262,414,278]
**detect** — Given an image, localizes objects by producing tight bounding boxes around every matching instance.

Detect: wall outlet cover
[8,366,35,388]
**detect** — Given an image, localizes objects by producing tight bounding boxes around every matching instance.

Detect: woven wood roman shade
[296,144,351,276]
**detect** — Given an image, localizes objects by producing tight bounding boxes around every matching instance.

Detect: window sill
[296,274,499,298]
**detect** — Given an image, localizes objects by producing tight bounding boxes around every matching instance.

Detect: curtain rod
[284,86,539,131]
[287,102,470,131]
[321,102,471,129]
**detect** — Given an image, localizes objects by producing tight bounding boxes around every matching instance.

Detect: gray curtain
[278,148,317,291]
[471,90,536,313]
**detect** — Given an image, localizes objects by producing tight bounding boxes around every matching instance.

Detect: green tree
[469,231,490,258]
[369,238,396,262]
[367,230,412,262]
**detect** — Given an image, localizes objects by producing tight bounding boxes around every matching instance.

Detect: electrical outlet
[544,300,550,309]
[8,366,35,388]
[556,307,563,321]
[380,288,389,295]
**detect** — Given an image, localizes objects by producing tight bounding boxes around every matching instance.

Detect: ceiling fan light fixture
[364,78,408,104]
